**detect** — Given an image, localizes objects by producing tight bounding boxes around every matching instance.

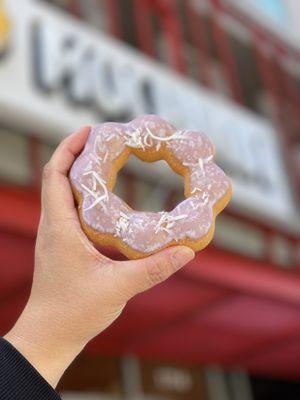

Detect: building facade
[0,0,300,399]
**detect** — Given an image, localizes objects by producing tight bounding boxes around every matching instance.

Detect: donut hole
[113,155,185,212]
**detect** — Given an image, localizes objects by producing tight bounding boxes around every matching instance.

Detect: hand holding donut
[4,126,195,388]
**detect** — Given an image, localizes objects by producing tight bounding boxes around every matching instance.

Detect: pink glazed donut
[70,115,232,259]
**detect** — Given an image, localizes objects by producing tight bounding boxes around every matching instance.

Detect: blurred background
[1,0,300,398]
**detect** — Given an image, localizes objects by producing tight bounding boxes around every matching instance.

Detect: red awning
[0,185,300,380]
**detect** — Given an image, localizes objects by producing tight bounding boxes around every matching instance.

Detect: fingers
[118,246,195,298]
[41,126,90,220]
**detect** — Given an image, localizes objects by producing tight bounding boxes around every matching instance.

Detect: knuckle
[58,140,68,152]
[42,163,54,180]
[146,258,167,287]
[59,137,68,146]
[36,224,59,250]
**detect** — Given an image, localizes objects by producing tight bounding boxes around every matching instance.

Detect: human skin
[4,126,195,388]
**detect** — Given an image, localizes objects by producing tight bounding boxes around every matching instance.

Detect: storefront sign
[0,0,297,229]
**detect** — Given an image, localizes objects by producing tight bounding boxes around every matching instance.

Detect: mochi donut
[70,115,232,259]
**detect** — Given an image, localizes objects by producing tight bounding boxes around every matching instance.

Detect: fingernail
[172,247,195,271]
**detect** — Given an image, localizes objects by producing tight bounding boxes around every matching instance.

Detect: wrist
[5,301,86,388]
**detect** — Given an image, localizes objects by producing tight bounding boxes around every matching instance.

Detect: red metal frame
[252,37,300,199]
[103,0,122,38]
[67,0,81,18]
[217,0,300,62]
[185,3,214,87]
[130,0,300,198]
[132,0,187,72]
[133,0,156,58]
[157,0,187,73]
[209,0,245,104]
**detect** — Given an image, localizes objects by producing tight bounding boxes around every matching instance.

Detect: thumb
[119,246,195,298]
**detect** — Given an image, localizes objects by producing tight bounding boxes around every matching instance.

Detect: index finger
[46,126,91,175]
[41,126,91,220]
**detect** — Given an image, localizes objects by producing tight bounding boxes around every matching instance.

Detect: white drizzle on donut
[93,136,100,155]
[124,127,146,150]
[107,133,116,141]
[183,155,214,178]
[124,125,186,151]
[83,170,108,198]
[83,194,107,212]
[202,192,210,205]
[89,152,101,166]
[80,171,109,211]
[155,212,187,236]
[80,183,97,199]
[115,211,131,237]
[103,151,109,163]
